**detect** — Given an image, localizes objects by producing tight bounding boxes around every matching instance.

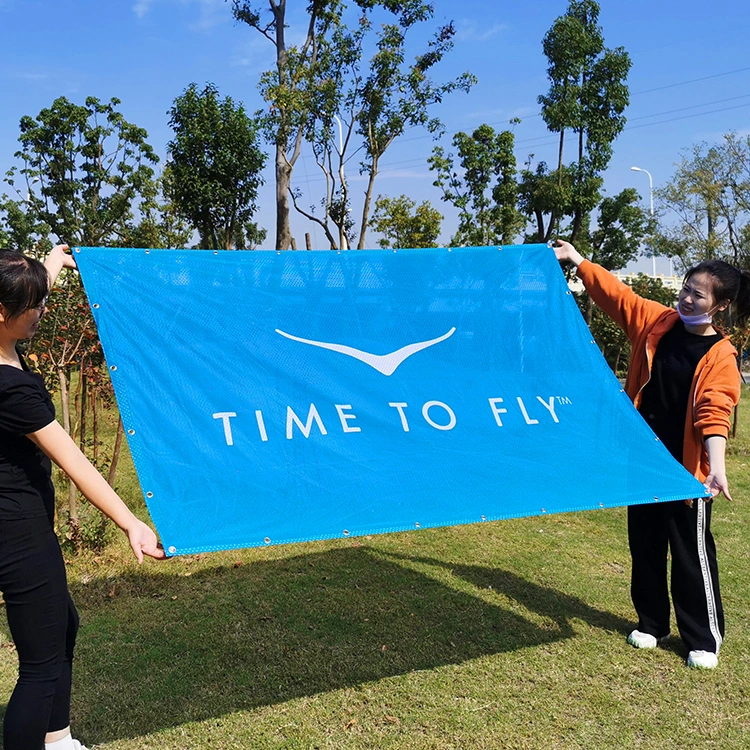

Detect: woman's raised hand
[552,240,585,267]
[44,244,77,287]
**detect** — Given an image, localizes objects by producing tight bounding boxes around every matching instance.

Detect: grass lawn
[1,392,750,749]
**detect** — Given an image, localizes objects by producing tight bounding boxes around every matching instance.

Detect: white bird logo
[275,327,456,376]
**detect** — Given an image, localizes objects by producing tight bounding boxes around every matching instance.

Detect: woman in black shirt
[0,245,163,750]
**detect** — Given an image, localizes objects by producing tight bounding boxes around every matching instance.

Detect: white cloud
[7,71,50,81]
[133,0,227,30]
[133,0,154,19]
[456,21,508,43]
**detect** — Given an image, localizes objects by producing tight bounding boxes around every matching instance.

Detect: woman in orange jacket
[554,239,748,670]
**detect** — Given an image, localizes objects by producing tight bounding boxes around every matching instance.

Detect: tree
[369,194,442,248]
[5,95,158,546]
[166,83,266,250]
[122,172,193,249]
[653,133,750,270]
[8,96,158,246]
[232,0,340,250]
[232,0,473,250]
[354,15,475,248]
[429,123,523,246]
[589,188,652,270]
[0,195,52,253]
[530,0,631,242]
[575,187,652,322]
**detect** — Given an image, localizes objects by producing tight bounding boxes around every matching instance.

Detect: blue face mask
[676,302,719,326]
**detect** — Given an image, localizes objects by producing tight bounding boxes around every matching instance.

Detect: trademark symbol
[555,396,572,405]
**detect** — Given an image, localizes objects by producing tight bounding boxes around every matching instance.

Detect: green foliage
[3,95,158,548]
[653,132,750,270]
[8,95,158,246]
[166,83,266,250]
[234,1,473,249]
[589,188,653,270]
[531,0,631,242]
[356,15,475,247]
[122,173,193,250]
[234,220,267,250]
[429,124,523,246]
[369,194,442,248]
[0,194,52,253]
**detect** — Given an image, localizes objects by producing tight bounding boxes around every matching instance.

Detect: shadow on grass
[383,551,633,639]
[0,545,632,743]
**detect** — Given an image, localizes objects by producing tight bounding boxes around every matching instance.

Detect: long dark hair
[0,249,49,321]
[685,259,750,326]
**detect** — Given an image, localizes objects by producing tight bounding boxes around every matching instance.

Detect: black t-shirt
[638,320,723,463]
[0,358,56,522]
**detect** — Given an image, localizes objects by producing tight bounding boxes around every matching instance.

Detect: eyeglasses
[32,296,49,311]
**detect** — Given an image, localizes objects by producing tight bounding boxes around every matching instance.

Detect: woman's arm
[553,239,671,339]
[43,244,77,288]
[704,435,731,501]
[27,420,165,562]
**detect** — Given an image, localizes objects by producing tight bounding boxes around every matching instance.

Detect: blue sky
[1,0,749,266]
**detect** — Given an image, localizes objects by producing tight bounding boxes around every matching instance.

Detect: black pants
[628,499,724,653]
[0,515,79,750]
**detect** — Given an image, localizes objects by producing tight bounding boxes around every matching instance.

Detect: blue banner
[75,244,709,556]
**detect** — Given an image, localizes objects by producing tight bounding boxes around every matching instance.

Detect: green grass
[2,394,750,748]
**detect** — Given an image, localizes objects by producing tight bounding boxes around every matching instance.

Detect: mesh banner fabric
[75,244,709,556]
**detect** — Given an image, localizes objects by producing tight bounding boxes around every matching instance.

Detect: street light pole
[631,166,655,276]
[25,176,40,204]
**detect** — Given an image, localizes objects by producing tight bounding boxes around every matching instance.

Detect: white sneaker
[45,736,89,750]
[627,629,666,649]
[687,650,718,669]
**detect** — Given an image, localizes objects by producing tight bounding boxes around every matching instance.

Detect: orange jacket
[577,260,740,482]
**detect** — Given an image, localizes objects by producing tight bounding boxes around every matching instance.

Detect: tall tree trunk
[107,416,125,487]
[276,146,293,250]
[78,365,87,452]
[535,210,545,242]
[557,130,565,185]
[58,368,79,547]
[357,156,379,249]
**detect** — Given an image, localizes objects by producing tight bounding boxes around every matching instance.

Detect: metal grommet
[109,365,117,371]
[481,515,486,521]
[93,303,100,309]
[343,529,350,536]
[414,522,421,528]
[145,249,150,254]
[168,546,176,554]
[541,508,547,514]
[127,429,135,435]
[654,496,659,502]
[264,537,271,544]
[74,247,80,253]
[598,502,604,508]
[146,491,153,498]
